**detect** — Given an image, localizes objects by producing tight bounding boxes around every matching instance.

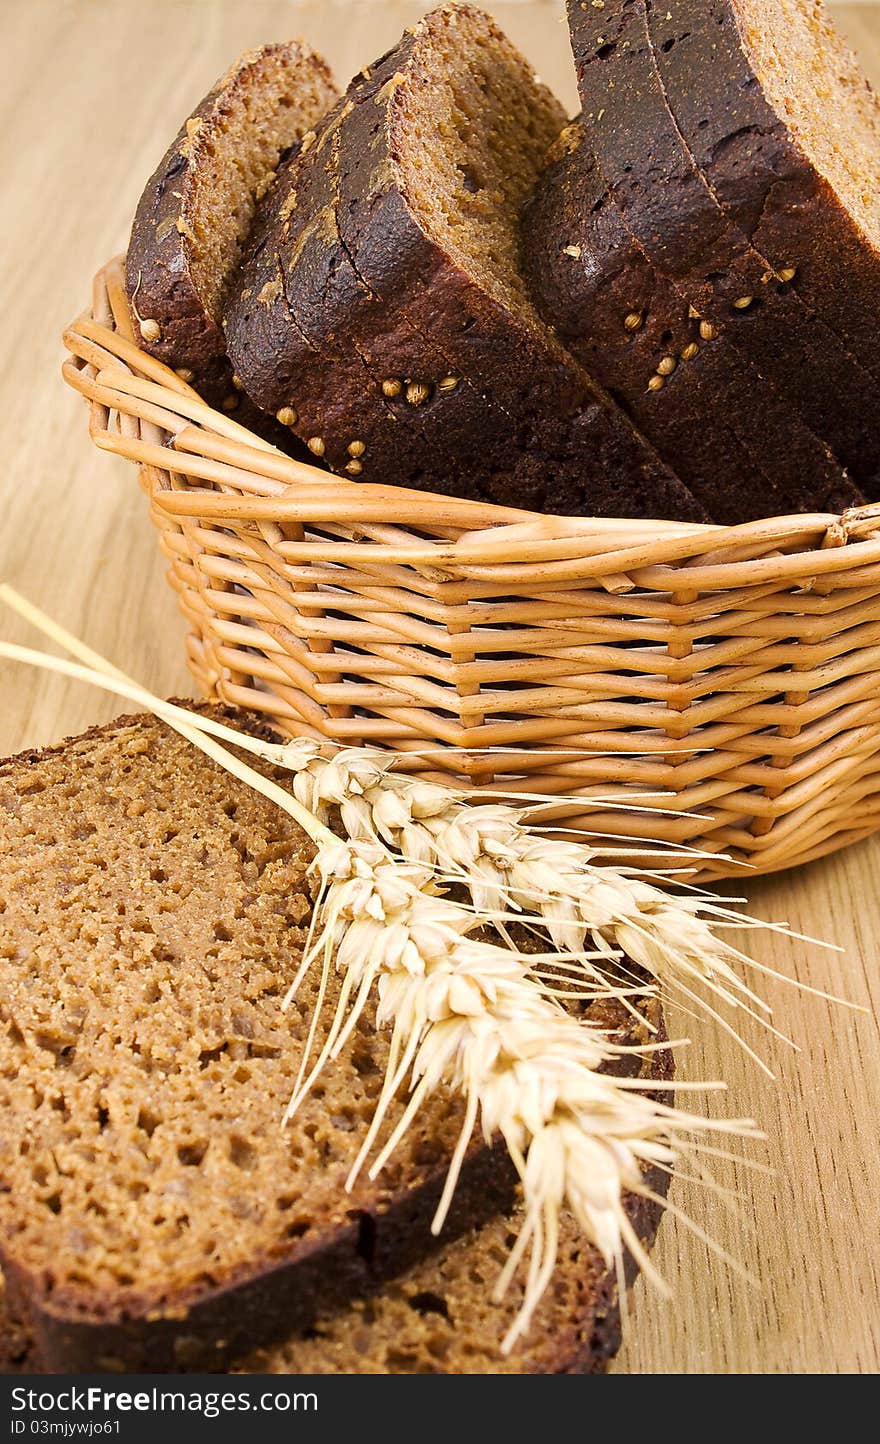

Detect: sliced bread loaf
[0,708,516,1373]
[126,42,336,444]
[522,124,863,522]
[226,4,706,521]
[561,0,880,497]
[647,0,880,386]
[225,69,563,502]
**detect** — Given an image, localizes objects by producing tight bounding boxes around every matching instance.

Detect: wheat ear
[266,745,853,1075]
[2,584,844,1062]
[0,588,772,1349]
[290,839,759,1351]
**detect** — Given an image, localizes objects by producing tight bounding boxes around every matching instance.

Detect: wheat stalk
[1,599,838,1065]
[284,838,758,1350]
[0,585,803,1349]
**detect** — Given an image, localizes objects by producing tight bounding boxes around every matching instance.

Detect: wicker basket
[62,257,880,878]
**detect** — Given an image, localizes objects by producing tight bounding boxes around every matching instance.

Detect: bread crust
[523,125,864,521]
[126,43,336,452]
[567,0,880,495]
[647,0,880,387]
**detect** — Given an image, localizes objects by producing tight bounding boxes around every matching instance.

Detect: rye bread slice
[234,994,671,1375]
[283,114,532,498]
[0,707,517,1373]
[566,0,880,496]
[314,60,620,507]
[646,0,880,387]
[1,994,671,1376]
[522,124,863,522]
[228,68,584,505]
[223,98,463,487]
[329,3,705,521]
[126,42,336,449]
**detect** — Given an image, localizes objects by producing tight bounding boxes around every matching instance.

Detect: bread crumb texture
[0,713,473,1322]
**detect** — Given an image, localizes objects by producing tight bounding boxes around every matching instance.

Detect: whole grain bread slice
[2,993,670,1376]
[223,98,461,486]
[282,115,532,497]
[565,0,880,497]
[0,707,517,1373]
[522,124,863,522]
[646,0,880,387]
[225,74,566,502]
[126,42,337,446]
[235,993,670,1375]
[286,64,614,507]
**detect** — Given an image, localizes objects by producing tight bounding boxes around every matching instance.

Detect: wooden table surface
[2,0,879,1375]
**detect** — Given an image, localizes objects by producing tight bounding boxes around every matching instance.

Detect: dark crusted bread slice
[564,0,880,497]
[1,995,670,1376]
[647,0,880,387]
[234,102,535,499]
[522,124,863,522]
[0,707,517,1373]
[126,42,336,436]
[331,4,706,520]
[222,99,453,485]
[226,3,706,521]
[225,73,564,503]
[234,994,670,1375]
[278,66,635,510]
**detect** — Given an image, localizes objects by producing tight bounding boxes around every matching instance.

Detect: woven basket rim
[57,257,880,880]
[61,257,880,591]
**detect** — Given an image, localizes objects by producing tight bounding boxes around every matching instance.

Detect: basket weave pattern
[62,258,880,877]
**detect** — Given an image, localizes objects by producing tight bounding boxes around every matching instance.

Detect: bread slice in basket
[557,0,880,498]
[522,123,864,523]
[225,94,531,498]
[225,3,706,521]
[221,96,443,485]
[126,41,336,444]
[646,0,880,388]
[0,707,671,1373]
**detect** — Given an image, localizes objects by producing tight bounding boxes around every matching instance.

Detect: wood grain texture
[0,0,878,1375]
